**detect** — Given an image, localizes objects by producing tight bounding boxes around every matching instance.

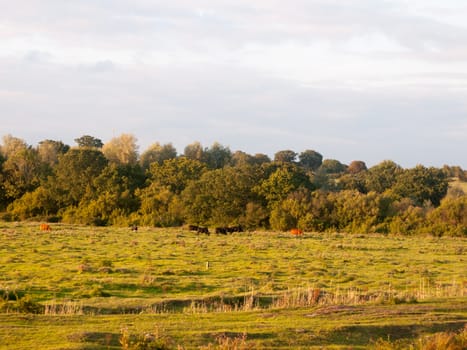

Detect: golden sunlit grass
[0,222,465,349]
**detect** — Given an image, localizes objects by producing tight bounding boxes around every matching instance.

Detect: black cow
[197,226,210,235]
[215,227,227,235]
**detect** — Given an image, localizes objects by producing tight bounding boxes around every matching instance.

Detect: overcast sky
[1,0,467,167]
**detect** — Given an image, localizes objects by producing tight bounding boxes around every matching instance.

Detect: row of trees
[1,134,466,236]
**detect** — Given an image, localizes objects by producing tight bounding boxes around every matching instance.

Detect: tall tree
[274,150,297,163]
[102,133,139,166]
[140,142,177,169]
[255,163,314,207]
[392,165,448,206]
[182,165,262,225]
[183,141,204,161]
[203,142,232,169]
[49,148,108,207]
[347,160,367,174]
[365,160,403,193]
[298,150,323,171]
[37,140,70,167]
[318,159,347,174]
[0,134,28,159]
[147,158,206,195]
[0,136,42,202]
[74,135,103,149]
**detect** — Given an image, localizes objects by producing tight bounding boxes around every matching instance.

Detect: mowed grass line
[0,222,466,349]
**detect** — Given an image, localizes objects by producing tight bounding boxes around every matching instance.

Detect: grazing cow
[290,228,303,236]
[188,224,199,232]
[228,225,244,233]
[197,226,210,235]
[215,227,227,235]
[40,223,51,231]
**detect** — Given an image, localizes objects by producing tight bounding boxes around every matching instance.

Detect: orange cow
[290,228,303,236]
[40,223,51,231]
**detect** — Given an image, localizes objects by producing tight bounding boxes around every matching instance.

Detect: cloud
[1,1,467,168]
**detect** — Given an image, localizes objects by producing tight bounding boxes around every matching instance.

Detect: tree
[298,150,323,171]
[74,135,103,149]
[365,160,403,193]
[102,133,139,166]
[140,142,177,169]
[1,135,29,159]
[347,160,367,174]
[269,187,313,231]
[37,140,70,167]
[204,142,232,169]
[49,148,108,207]
[255,163,314,207]
[182,165,263,226]
[318,159,347,174]
[65,163,144,225]
[274,150,297,163]
[183,142,204,161]
[147,158,207,195]
[392,165,448,206]
[2,135,41,203]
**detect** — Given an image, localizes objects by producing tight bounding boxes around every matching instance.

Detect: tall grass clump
[44,300,83,315]
[372,326,467,349]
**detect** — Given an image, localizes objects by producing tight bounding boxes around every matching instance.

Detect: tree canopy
[1,134,464,236]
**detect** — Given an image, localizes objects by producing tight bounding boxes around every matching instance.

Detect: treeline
[0,133,466,236]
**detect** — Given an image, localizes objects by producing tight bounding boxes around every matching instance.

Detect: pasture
[0,222,465,349]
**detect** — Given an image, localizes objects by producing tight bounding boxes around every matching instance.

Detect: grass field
[0,222,465,349]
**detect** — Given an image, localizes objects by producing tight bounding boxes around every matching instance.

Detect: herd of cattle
[188,224,244,235]
[38,223,304,236]
[188,225,303,236]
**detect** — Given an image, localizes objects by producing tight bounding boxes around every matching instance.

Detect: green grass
[0,222,465,349]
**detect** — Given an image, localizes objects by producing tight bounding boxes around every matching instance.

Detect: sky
[1,0,467,168]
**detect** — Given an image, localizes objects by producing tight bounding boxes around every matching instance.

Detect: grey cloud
[1,1,467,168]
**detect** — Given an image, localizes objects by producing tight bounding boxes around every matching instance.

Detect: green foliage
[298,149,323,171]
[273,149,297,163]
[148,158,207,195]
[74,135,103,148]
[2,146,42,201]
[392,165,448,206]
[50,148,108,207]
[140,142,177,169]
[138,185,183,227]
[318,159,347,174]
[203,142,232,169]
[182,166,262,226]
[365,160,403,193]
[1,134,466,234]
[7,186,58,220]
[255,163,313,207]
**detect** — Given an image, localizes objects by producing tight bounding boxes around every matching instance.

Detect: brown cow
[40,223,51,231]
[290,228,303,236]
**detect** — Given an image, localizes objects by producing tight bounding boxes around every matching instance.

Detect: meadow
[0,222,465,349]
